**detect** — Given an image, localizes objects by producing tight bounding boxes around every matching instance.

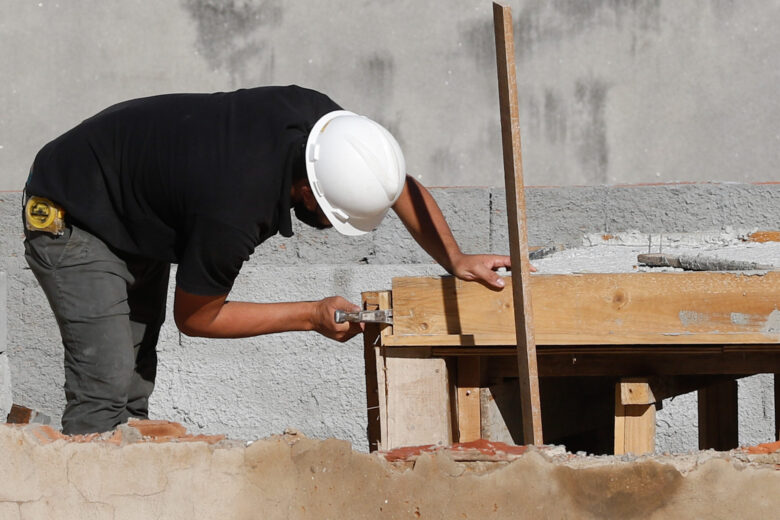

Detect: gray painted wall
[1,0,779,191]
[1,183,778,452]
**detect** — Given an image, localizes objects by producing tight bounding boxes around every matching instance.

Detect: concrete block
[292,187,492,265]
[604,183,780,234]
[490,186,608,253]
[0,271,10,421]
[372,187,492,263]
[289,218,374,265]
[0,193,24,275]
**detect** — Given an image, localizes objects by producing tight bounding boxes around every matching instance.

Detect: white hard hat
[305,110,406,236]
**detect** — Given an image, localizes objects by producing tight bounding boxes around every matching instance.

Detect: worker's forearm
[179,299,317,339]
[392,176,463,272]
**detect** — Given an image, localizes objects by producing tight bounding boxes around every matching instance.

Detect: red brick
[745,440,780,454]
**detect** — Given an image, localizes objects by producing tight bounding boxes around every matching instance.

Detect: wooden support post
[363,291,393,451]
[698,378,739,451]
[362,291,388,452]
[614,378,656,455]
[493,2,543,445]
[370,292,452,449]
[456,357,481,442]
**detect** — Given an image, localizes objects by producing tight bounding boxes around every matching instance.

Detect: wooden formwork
[363,273,780,454]
[361,2,779,455]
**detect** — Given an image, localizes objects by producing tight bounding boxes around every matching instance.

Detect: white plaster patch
[761,309,780,336]
[678,310,708,327]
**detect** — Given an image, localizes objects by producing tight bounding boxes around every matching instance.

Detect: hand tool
[638,253,775,271]
[334,309,393,324]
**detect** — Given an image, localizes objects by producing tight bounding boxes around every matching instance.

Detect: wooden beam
[614,379,656,455]
[477,349,777,377]
[493,1,542,445]
[390,273,780,345]
[698,378,739,451]
[456,357,482,442]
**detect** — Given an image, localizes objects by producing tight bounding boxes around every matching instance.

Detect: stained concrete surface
[0,271,9,421]
[0,183,778,451]
[3,1,780,191]
[0,424,778,520]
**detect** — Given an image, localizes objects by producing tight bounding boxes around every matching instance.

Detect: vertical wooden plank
[493,1,543,445]
[376,291,393,450]
[698,378,739,451]
[614,387,626,455]
[615,380,656,455]
[362,291,388,452]
[456,357,481,442]
[385,350,452,449]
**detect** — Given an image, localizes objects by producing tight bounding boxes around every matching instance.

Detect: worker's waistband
[23,194,67,236]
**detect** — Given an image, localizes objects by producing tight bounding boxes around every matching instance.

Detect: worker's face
[293,198,332,230]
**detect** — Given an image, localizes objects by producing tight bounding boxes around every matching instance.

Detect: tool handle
[334,310,357,323]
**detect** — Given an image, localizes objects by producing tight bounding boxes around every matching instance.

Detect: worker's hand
[451,254,536,290]
[312,296,363,342]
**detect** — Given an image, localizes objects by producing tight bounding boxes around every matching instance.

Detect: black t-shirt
[27,85,341,295]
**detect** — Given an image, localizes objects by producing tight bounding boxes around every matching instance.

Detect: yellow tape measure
[25,196,66,235]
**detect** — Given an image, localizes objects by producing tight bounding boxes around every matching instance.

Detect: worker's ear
[300,184,320,212]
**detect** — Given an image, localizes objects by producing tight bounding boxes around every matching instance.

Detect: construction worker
[24,85,512,435]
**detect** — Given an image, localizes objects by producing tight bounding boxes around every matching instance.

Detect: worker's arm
[173,287,363,341]
[392,175,527,289]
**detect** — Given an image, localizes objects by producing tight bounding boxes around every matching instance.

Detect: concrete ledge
[0,423,778,519]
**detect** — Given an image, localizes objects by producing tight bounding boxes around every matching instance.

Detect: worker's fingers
[487,255,512,270]
[327,295,361,314]
[476,262,506,289]
[486,254,537,272]
[452,254,538,290]
[314,296,362,342]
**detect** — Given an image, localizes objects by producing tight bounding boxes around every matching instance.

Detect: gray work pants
[24,222,170,435]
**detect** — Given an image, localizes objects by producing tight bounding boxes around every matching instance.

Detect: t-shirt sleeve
[287,85,343,122]
[175,216,256,296]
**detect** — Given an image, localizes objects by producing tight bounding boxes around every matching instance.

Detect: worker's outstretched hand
[451,254,536,290]
[312,296,363,342]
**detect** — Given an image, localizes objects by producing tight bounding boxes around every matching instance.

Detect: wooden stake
[493,2,543,445]
[614,379,656,455]
[456,357,482,442]
[362,291,385,452]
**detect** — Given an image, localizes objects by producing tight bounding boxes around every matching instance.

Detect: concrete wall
[0,271,10,420]
[1,183,778,452]
[2,0,780,191]
[2,424,779,520]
